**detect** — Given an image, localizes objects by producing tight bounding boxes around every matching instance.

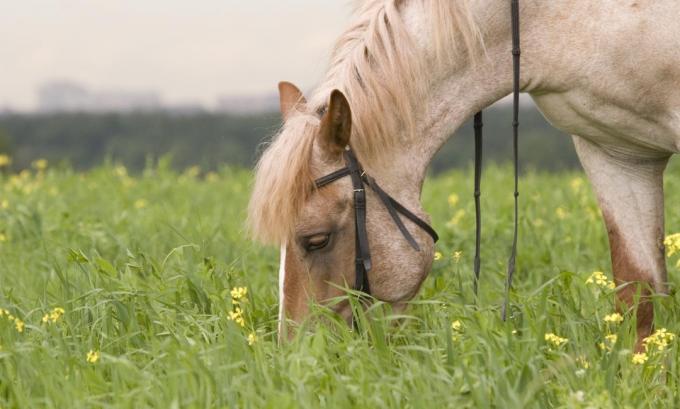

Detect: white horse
[248,0,680,347]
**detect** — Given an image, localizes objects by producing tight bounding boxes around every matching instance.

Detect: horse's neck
[367,0,518,201]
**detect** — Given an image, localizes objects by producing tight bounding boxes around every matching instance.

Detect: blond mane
[249,0,483,244]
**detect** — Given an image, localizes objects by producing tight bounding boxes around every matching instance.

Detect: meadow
[1,157,680,408]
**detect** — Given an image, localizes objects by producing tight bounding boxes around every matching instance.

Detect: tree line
[0,106,578,174]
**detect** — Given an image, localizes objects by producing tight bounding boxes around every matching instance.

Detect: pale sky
[0,0,351,110]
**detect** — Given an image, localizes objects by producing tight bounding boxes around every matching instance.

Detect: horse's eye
[304,233,331,251]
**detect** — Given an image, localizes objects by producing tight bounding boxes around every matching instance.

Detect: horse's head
[249,82,435,338]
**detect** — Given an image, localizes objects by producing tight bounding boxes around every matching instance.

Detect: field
[1,158,680,408]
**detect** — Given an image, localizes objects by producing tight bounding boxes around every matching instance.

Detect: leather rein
[313,0,521,320]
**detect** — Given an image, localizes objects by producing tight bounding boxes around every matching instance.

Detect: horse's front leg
[573,135,669,349]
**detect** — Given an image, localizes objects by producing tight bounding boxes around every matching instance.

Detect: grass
[1,158,680,408]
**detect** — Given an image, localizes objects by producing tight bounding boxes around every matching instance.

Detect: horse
[248,0,680,347]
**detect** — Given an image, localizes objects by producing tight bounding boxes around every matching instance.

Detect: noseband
[314,148,439,295]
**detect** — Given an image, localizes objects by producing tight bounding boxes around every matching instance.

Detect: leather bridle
[312,0,521,320]
[314,148,439,295]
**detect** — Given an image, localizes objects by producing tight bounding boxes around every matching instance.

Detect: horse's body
[249,0,680,345]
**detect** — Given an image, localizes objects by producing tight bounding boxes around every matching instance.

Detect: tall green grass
[1,158,679,408]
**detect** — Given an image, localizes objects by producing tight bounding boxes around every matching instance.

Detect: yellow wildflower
[451,320,463,332]
[114,165,128,177]
[576,356,590,369]
[570,177,584,192]
[134,199,148,209]
[599,334,618,351]
[86,350,100,364]
[206,172,219,183]
[1,199,8,209]
[447,193,459,207]
[434,252,443,261]
[43,307,65,324]
[230,287,248,301]
[665,233,680,257]
[228,307,245,327]
[184,166,201,178]
[586,271,616,289]
[0,233,6,242]
[544,333,568,348]
[603,313,623,325]
[14,319,25,333]
[452,251,462,263]
[247,332,258,346]
[631,352,648,365]
[32,159,48,171]
[555,207,567,220]
[642,328,675,352]
[0,154,11,167]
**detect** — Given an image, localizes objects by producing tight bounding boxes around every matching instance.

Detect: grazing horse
[248,0,680,346]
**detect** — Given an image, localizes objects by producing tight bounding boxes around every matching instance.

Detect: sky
[0,0,351,110]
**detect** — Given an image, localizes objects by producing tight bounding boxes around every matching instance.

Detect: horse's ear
[278,81,306,120]
[318,90,352,158]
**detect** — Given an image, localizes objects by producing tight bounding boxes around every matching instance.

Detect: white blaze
[278,244,287,334]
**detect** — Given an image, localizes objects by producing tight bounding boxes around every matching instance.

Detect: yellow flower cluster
[86,350,100,364]
[247,332,258,346]
[586,271,615,290]
[434,252,443,261]
[228,307,245,327]
[603,313,623,324]
[665,233,680,257]
[576,355,590,369]
[230,287,248,302]
[42,307,65,324]
[205,172,219,183]
[453,251,462,263]
[451,320,463,341]
[631,352,648,365]
[227,287,248,327]
[545,333,568,348]
[0,154,11,167]
[451,320,463,332]
[32,159,48,171]
[642,328,675,352]
[555,207,567,220]
[0,309,25,333]
[570,177,584,192]
[598,334,617,352]
[447,194,459,207]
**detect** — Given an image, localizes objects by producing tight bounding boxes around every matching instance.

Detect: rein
[474,0,521,320]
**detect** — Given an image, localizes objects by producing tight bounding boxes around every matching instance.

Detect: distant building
[38,80,162,113]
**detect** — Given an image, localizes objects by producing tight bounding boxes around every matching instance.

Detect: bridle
[312,0,521,320]
[314,148,439,295]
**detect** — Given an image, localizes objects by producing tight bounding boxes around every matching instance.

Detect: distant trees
[0,106,578,173]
